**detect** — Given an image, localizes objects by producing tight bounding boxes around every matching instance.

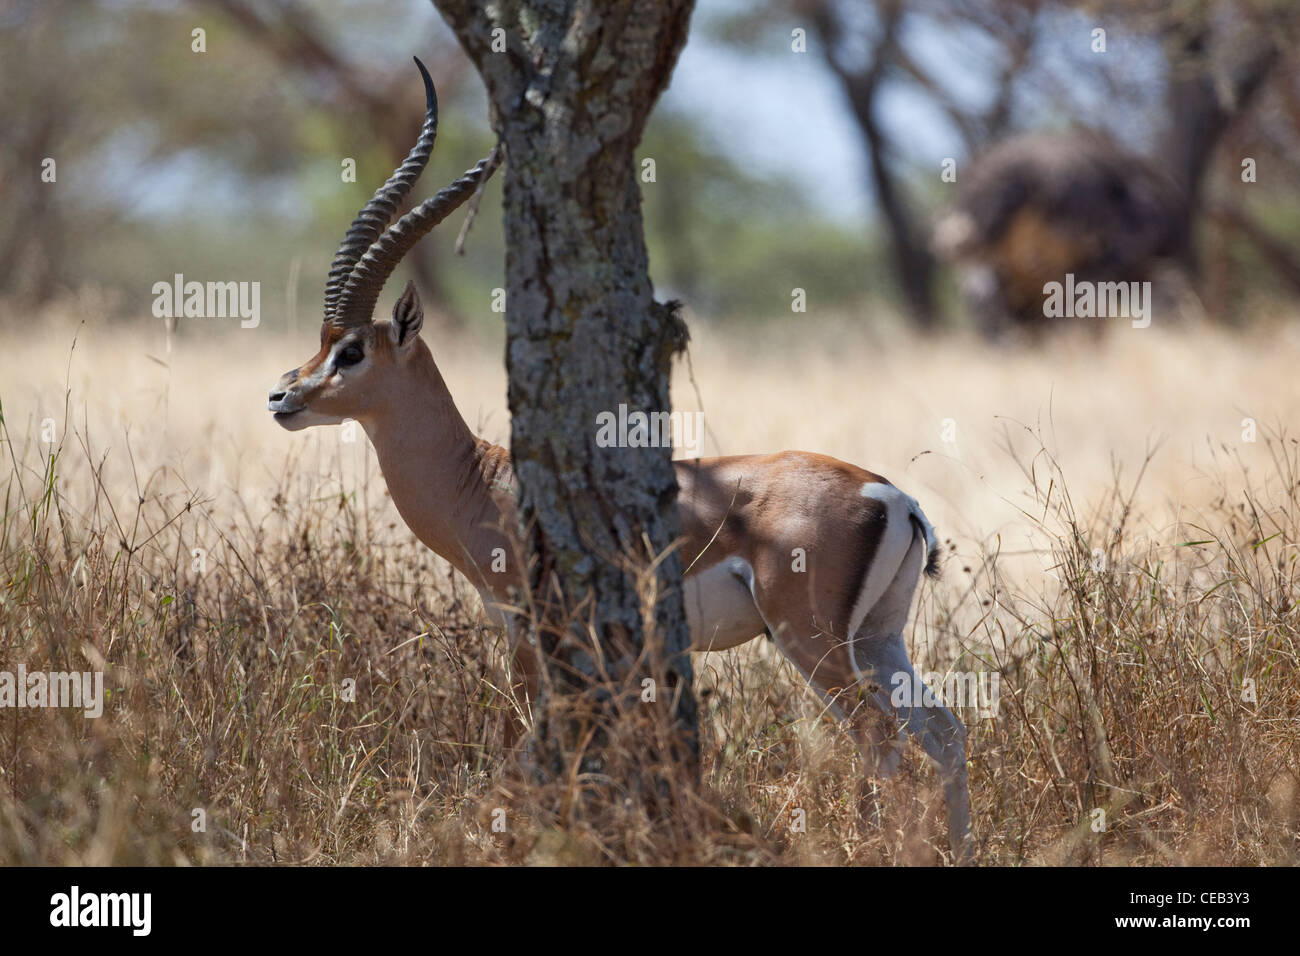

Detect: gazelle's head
[268,57,499,432]
[268,281,429,430]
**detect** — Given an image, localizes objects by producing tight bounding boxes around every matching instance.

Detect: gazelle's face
[267,283,425,431]
[265,56,496,435]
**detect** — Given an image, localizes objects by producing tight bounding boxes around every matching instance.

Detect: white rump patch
[846,483,915,646]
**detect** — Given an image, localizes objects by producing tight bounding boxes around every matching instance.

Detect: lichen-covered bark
[432,0,698,779]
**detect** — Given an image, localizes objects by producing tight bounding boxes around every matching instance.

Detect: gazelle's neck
[360,340,518,593]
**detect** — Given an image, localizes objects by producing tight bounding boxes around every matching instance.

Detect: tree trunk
[809,0,937,329]
[432,1,699,796]
[1160,21,1278,267]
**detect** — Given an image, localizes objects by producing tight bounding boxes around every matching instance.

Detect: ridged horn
[324,57,439,327]
[333,146,502,328]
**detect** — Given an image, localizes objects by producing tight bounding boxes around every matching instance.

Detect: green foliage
[640,114,877,321]
[2,0,886,329]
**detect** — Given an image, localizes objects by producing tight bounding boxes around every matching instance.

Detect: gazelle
[267,59,973,862]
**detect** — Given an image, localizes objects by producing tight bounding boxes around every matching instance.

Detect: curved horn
[334,146,502,328]
[324,57,439,326]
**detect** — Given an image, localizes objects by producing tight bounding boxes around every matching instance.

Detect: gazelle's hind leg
[727,490,972,862]
[758,627,896,826]
[850,538,972,862]
[733,559,912,834]
[854,633,971,862]
[723,559,891,827]
[846,527,927,780]
[756,617,971,860]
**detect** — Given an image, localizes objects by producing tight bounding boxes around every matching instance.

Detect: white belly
[683,559,767,652]
[482,561,767,654]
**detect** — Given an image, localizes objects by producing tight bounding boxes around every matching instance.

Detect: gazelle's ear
[390,280,424,347]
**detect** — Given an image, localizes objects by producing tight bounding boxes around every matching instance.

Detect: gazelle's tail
[905,496,941,578]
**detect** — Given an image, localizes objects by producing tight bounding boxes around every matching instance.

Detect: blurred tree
[0,4,61,302]
[715,0,1299,331]
[188,0,471,318]
[638,115,872,318]
[0,0,491,327]
[714,0,1053,328]
[2,0,875,329]
[8,0,1296,332]
[2,0,306,306]
[935,0,1289,334]
[803,0,939,328]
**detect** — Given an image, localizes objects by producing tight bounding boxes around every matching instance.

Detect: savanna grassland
[2,295,1298,865]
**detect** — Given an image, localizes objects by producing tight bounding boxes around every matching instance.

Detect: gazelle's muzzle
[267,368,304,416]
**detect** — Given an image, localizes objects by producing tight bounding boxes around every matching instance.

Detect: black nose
[269,390,287,402]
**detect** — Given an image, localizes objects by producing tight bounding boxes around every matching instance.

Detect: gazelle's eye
[337,345,364,367]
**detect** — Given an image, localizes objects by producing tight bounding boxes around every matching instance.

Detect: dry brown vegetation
[1,295,1298,865]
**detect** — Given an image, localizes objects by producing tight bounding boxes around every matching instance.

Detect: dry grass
[1,293,1297,865]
